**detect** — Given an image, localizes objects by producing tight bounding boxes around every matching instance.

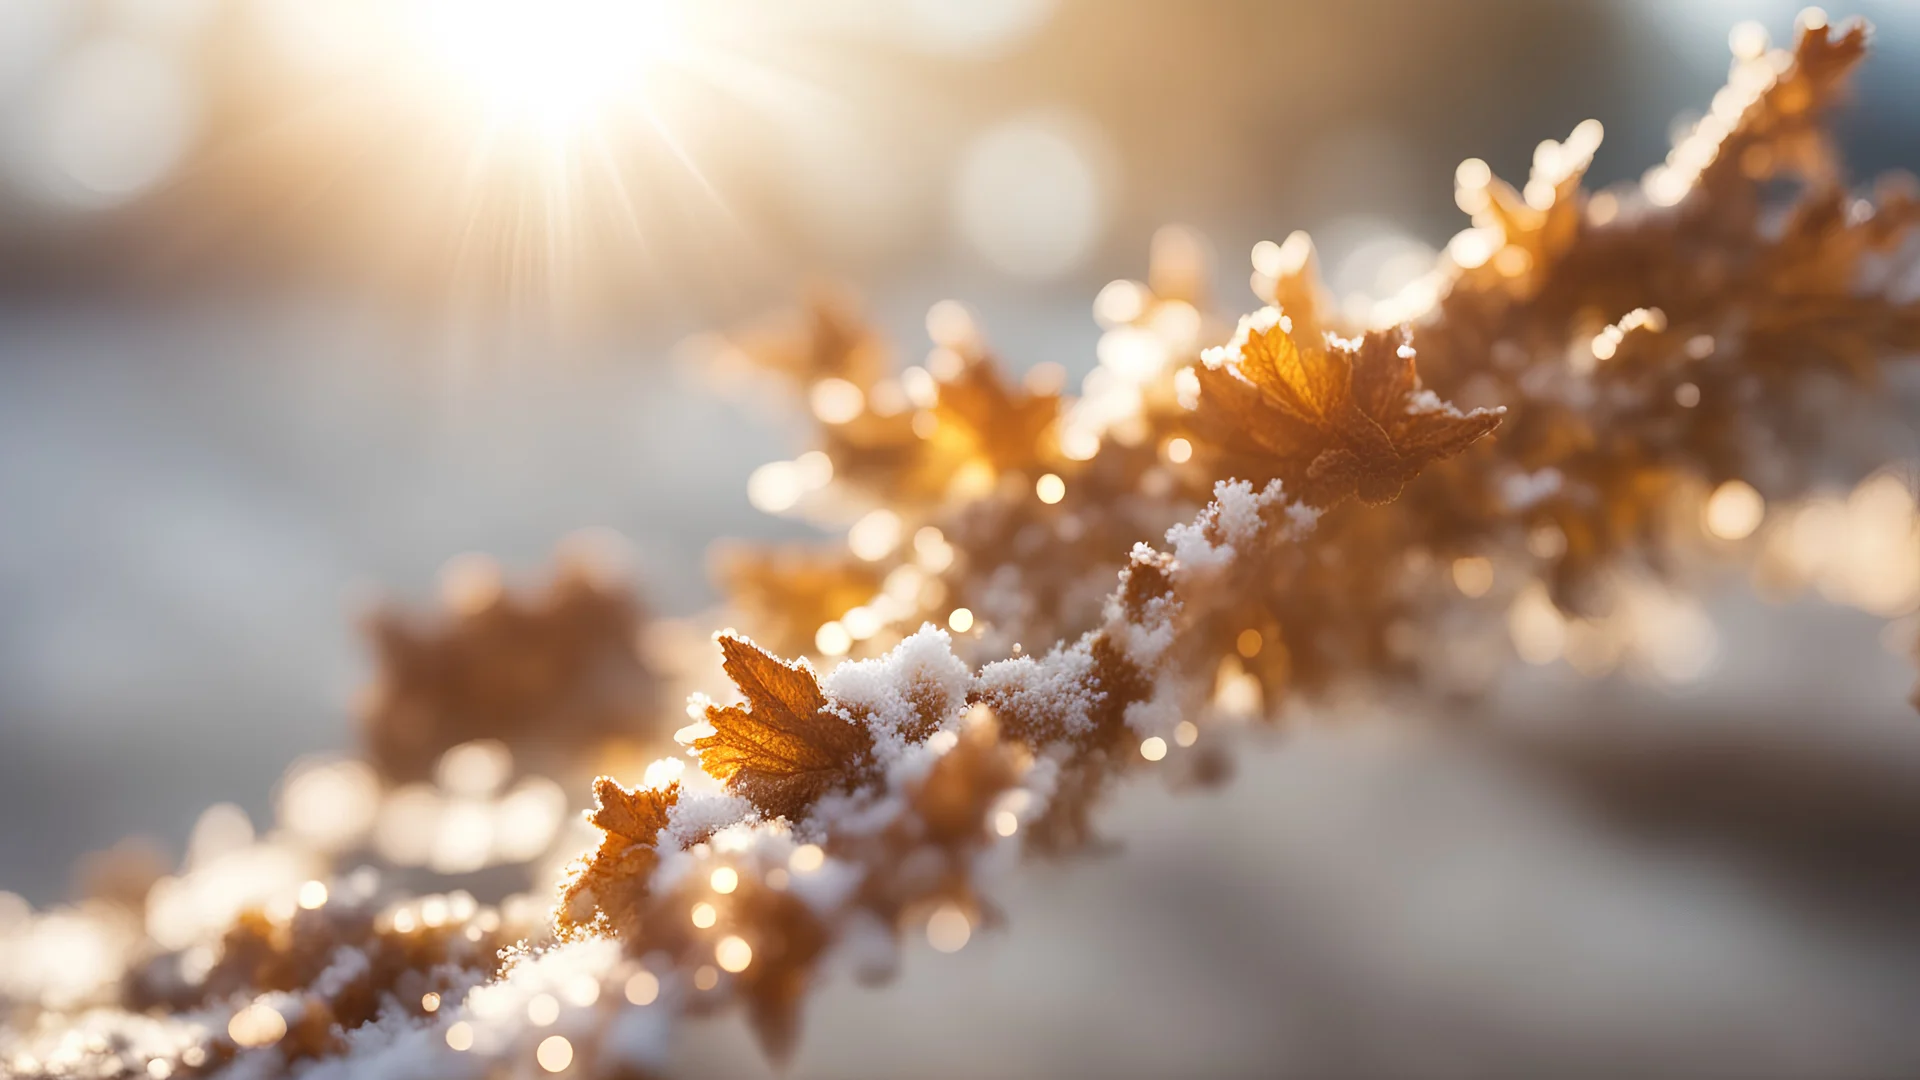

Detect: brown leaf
[912,719,1018,846]
[586,776,678,847]
[933,360,1060,475]
[695,633,872,819]
[1196,316,1503,506]
[357,549,659,783]
[711,542,886,659]
[818,354,1061,506]
[721,285,890,389]
[555,778,680,937]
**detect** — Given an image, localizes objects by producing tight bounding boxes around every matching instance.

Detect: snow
[309,946,371,1000]
[294,938,627,1080]
[1201,306,1285,372]
[1286,503,1323,534]
[1501,467,1565,511]
[809,789,910,840]
[1102,593,1178,668]
[1166,479,1291,574]
[823,625,971,761]
[1123,687,1183,739]
[663,793,755,849]
[1408,386,1506,423]
[785,856,866,917]
[976,644,1103,740]
[709,818,792,857]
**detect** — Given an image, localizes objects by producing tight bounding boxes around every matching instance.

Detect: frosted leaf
[1200,306,1285,371]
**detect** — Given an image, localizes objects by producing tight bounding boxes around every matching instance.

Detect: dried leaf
[932,360,1060,475]
[358,551,659,782]
[696,633,872,819]
[555,778,680,937]
[1196,316,1503,505]
[721,285,891,389]
[712,542,886,658]
[586,776,678,848]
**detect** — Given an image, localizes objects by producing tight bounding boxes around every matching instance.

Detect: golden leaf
[711,542,886,658]
[722,285,891,389]
[933,360,1060,475]
[1196,316,1503,506]
[554,777,680,937]
[585,776,678,848]
[695,633,872,819]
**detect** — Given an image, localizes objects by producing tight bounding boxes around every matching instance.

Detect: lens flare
[408,0,686,140]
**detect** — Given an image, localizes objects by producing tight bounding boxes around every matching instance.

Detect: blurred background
[3,1,1919,1075]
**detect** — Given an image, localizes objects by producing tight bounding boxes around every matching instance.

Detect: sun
[408,0,688,140]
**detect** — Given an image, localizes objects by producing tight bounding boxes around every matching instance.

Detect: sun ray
[148,0,949,333]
